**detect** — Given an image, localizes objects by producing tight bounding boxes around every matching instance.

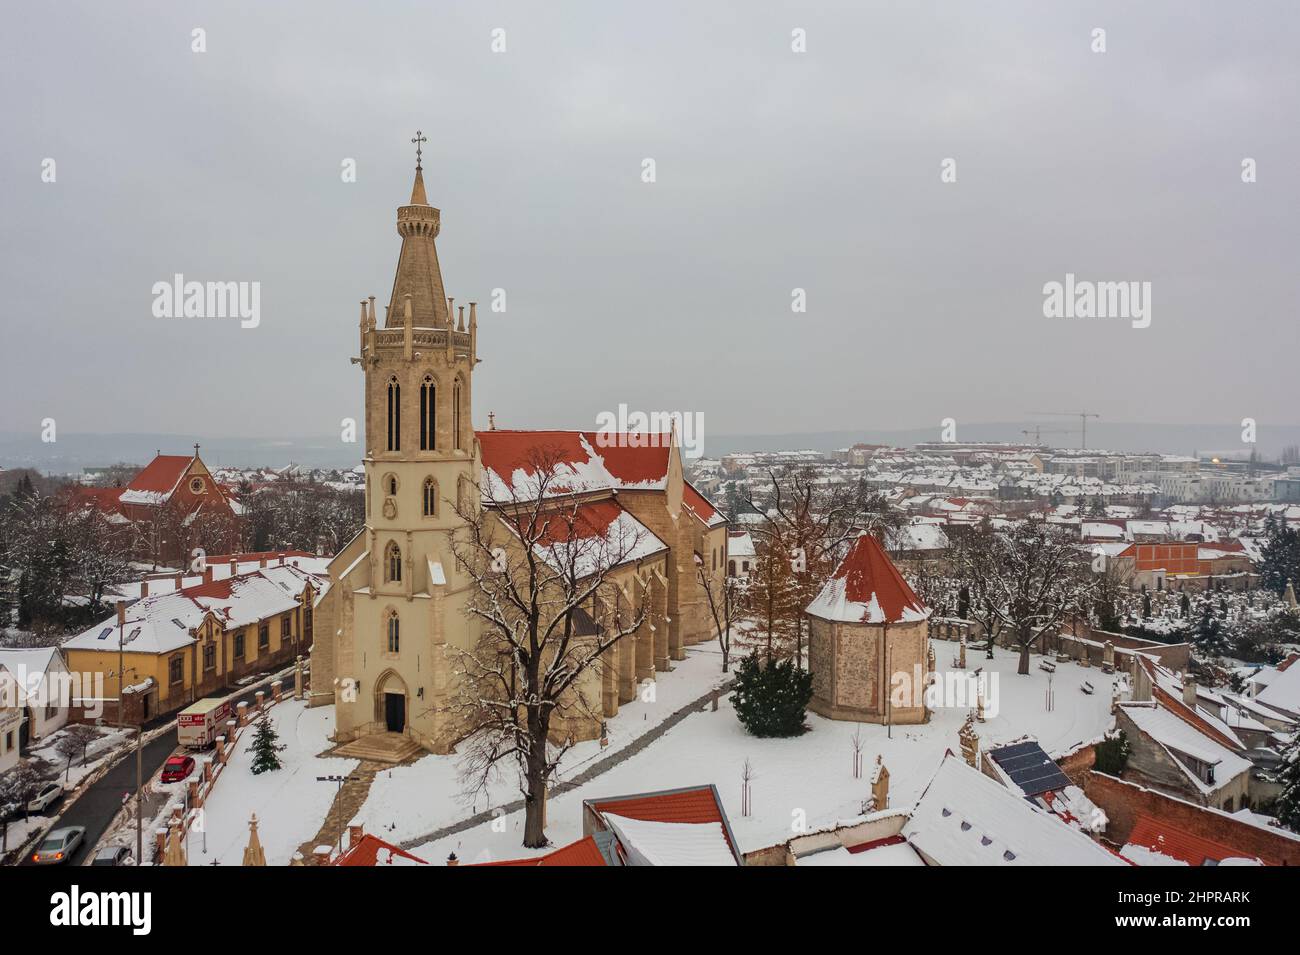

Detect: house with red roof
[67,447,242,566]
[804,532,931,724]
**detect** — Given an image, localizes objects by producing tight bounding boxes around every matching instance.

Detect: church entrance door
[384,692,405,733]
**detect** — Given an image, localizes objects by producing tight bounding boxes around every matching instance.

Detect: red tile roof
[126,454,194,494]
[807,532,928,624]
[1126,815,1267,866]
[681,482,724,527]
[333,834,428,866]
[586,785,739,861]
[475,836,610,867]
[477,430,672,496]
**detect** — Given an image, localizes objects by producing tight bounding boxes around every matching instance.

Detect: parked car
[26,782,64,814]
[32,826,85,865]
[91,845,134,866]
[160,755,195,783]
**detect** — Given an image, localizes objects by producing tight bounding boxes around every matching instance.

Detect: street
[15,669,301,867]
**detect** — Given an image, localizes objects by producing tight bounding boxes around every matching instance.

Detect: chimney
[174,573,183,589]
[140,579,150,599]
[446,852,459,867]
[229,558,238,578]
[203,565,214,585]
[347,822,364,848]
[1182,676,1198,709]
[259,556,267,568]
[116,600,126,626]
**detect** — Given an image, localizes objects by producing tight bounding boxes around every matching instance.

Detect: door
[384,692,405,733]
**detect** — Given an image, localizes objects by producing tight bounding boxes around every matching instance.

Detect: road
[16,669,300,867]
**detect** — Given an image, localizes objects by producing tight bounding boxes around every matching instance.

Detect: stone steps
[332,733,425,765]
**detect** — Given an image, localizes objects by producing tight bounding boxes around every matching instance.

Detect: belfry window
[386,377,401,451]
[387,612,400,654]
[420,375,436,450]
[453,379,463,451]
[386,541,402,583]
[423,477,438,516]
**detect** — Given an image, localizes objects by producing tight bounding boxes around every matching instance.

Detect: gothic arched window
[419,375,436,451]
[386,377,401,451]
[453,378,463,451]
[386,541,402,583]
[386,611,400,653]
[423,476,438,517]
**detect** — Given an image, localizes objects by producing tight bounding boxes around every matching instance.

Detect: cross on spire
[411,130,427,170]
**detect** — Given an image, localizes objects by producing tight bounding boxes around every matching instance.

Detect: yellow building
[62,555,325,723]
[310,156,728,754]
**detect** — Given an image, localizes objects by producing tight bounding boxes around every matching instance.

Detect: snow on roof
[602,813,738,866]
[0,645,62,682]
[727,531,755,559]
[118,454,194,505]
[1123,815,1262,867]
[901,755,1124,866]
[886,522,951,552]
[796,841,924,867]
[478,430,672,500]
[64,564,325,656]
[504,499,668,578]
[333,833,428,867]
[806,532,929,625]
[1117,703,1253,793]
[1256,656,1300,717]
[682,482,727,528]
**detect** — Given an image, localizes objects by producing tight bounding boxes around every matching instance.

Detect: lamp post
[316,773,361,858]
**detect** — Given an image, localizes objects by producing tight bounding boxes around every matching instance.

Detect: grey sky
[2,1,1297,448]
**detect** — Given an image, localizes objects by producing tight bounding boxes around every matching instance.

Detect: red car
[160,755,196,784]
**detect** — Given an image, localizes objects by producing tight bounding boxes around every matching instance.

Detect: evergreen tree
[1094,730,1130,776]
[1274,732,1300,835]
[730,652,813,738]
[249,713,285,774]
[1259,515,1300,596]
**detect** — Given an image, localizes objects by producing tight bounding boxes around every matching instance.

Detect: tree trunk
[522,745,548,848]
[1018,642,1031,675]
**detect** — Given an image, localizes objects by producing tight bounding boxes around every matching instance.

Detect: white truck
[176,698,232,749]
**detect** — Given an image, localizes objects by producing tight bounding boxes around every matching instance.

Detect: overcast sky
[2,1,1296,448]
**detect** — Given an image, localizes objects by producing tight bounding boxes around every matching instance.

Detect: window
[258,620,269,650]
[423,477,438,517]
[386,541,402,583]
[386,376,401,451]
[304,602,313,642]
[728,560,736,575]
[203,642,216,671]
[453,378,463,450]
[419,375,436,450]
[386,612,400,653]
[235,633,245,659]
[169,655,184,685]
[387,474,398,496]
[281,614,291,639]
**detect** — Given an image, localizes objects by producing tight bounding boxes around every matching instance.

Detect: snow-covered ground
[408,644,1117,864]
[353,643,730,843]
[186,702,357,866]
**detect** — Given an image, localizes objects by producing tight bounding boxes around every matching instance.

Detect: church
[310,149,728,755]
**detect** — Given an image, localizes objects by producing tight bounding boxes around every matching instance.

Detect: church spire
[386,133,448,328]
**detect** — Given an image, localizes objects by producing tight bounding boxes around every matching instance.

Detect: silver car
[31,826,85,865]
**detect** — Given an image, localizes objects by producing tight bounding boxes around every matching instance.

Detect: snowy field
[187,702,357,866]
[409,644,1118,864]
[353,643,730,843]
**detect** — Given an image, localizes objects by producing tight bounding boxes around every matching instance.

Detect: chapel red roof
[805,532,929,625]
[477,430,672,496]
[681,482,725,527]
[585,784,739,861]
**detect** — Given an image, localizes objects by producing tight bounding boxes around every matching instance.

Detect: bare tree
[448,448,650,848]
[744,466,901,665]
[696,557,740,672]
[955,520,1096,675]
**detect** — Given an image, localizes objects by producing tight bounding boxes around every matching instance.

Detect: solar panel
[988,741,1072,797]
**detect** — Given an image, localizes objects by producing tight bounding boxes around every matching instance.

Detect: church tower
[323,139,481,754]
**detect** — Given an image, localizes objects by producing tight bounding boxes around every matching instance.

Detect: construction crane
[1019,427,1078,446]
[1028,411,1100,449]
